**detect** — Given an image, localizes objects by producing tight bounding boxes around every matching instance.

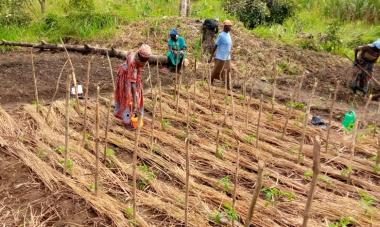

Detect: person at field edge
[351,39,380,94]
[166,28,187,73]
[114,44,152,129]
[209,19,233,89]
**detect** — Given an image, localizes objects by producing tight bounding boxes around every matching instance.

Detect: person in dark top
[351,39,380,94]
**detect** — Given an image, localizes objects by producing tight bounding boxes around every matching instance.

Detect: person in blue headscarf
[166,28,187,73]
[351,39,380,94]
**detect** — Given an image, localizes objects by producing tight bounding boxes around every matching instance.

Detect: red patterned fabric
[114,52,144,126]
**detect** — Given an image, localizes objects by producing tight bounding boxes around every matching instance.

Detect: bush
[224,0,295,29]
[67,0,95,12]
[0,0,31,26]
[266,0,296,24]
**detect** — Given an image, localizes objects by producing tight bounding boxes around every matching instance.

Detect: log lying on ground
[0,40,168,64]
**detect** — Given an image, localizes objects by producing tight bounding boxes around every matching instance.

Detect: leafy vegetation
[218,175,232,193]
[329,216,356,227]
[261,187,296,205]
[138,164,157,190]
[223,202,239,221]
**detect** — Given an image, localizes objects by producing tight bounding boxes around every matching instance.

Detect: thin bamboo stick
[103,54,115,162]
[229,72,235,126]
[46,60,68,121]
[347,119,359,182]
[325,81,339,153]
[31,51,39,113]
[302,136,321,227]
[232,141,240,227]
[281,81,299,139]
[60,38,79,108]
[376,137,380,166]
[207,66,214,116]
[106,51,115,91]
[176,63,183,115]
[81,58,92,148]
[256,94,263,148]
[298,80,318,163]
[271,67,277,118]
[150,94,157,152]
[156,61,164,128]
[362,94,373,129]
[215,129,220,156]
[185,137,190,227]
[95,85,100,195]
[223,71,228,125]
[244,160,265,227]
[133,113,143,220]
[64,74,71,174]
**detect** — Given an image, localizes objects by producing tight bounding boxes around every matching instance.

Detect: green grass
[252,1,380,58]
[0,0,230,43]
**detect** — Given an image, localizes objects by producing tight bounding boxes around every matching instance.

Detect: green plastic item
[342,110,356,131]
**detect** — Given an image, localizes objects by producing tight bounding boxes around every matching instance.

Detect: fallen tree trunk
[0,40,168,64]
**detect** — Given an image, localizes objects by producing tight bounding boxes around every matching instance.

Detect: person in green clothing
[166,28,187,73]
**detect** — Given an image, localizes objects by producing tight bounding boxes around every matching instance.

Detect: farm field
[1,17,380,227]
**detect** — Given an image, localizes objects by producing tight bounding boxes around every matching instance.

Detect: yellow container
[131,116,143,129]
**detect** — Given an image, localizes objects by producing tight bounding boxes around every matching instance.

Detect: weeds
[105,148,115,157]
[59,158,74,172]
[223,202,239,221]
[261,187,296,205]
[210,210,223,224]
[138,164,156,190]
[218,176,233,193]
[161,119,171,130]
[303,170,313,180]
[244,134,256,143]
[329,216,355,227]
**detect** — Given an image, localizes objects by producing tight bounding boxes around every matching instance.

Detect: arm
[209,45,217,63]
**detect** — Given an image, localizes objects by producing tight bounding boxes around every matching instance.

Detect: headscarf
[138,44,152,58]
[170,28,179,36]
[370,39,380,49]
[223,20,233,26]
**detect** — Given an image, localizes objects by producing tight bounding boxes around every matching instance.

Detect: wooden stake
[347,119,359,181]
[281,81,299,139]
[46,60,68,121]
[271,67,277,118]
[215,129,220,155]
[362,94,373,129]
[81,58,92,148]
[64,74,71,174]
[223,71,228,125]
[133,113,143,220]
[106,51,115,91]
[184,137,190,227]
[229,72,235,126]
[95,85,100,195]
[60,38,80,108]
[150,94,157,152]
[103,54,115,162]
[176,67,183,115]
[156,61,164,128]
[31,51,39,113]
[302,136,321,227]
[244,160,265,227]
[256,94,264,148]
[325,82,339,153]
[207,66,214,116]
[232,142,240,227]
[298,80,318,163]
[376,137,380,166]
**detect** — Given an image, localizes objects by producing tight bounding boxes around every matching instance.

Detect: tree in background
[180,0,191,17]
[38,0,45,14]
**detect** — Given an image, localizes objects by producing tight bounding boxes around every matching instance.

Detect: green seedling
[59,159,74,172]
[124,207,134,218]
[36,149,48,159]
[238,95,245,101]
[319,174,333,185]
[224,96,232,105]
[138,164,156,190]
[286,101,306,111]
[244,134,256,144]
[152,145,161,154]
[303,170,313,181]
[161,119,171,130]
[105,148,115,157]
[218,176,232,193]
[261,187,296,205]
[210,210,223,224]
[340,167,353,178]
[358,190,376,208]
[88,183,96,192]
[223,202,239,221]
[55,146,65,154]
[373,165,380,173]
[329,216,355,227]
